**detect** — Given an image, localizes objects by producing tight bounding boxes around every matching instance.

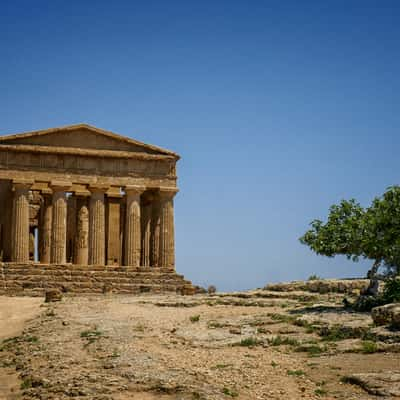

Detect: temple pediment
[0,124,178,158]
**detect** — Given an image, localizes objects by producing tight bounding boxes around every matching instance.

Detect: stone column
[124,186,144,267]
[3,181,14,261]
[66,195,77,263]
[141,199,152,267]
[75,195,89,265]
[150,196,161,267]
[11,180,32,262]
[89,186,107,265]
[158,188,178,269]
[120,199,126,266]
[40,190,52,264]
[50,182,70,264]
[107,190,122,266]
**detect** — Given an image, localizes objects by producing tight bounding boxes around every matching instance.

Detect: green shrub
[80,329,102,338]
[80,328,103,345]
[360,340,379,354]
[190,315,200,323]
[287,369,305,376]
[268,335,299,346]
[222,387,238,397]
[24,336,39,343]
[308,274,320,281]
[20,378,32,390]
[295,344,327,356]
[268,313,295,324]
[212,363,232,369]
[351,277,400,312]
[351,294,386,312]
[235,337,261,347]
[315,388,328,396]
[383,277,400,303]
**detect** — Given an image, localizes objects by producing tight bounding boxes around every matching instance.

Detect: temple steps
[0,263,194,296]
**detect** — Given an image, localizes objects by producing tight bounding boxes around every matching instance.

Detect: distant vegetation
[207,285,217,294]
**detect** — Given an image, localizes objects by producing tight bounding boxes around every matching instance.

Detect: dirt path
[0,296,43,400]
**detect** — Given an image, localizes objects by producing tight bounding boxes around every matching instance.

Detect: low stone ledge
[264,279,370,294]
[0,262,194,296]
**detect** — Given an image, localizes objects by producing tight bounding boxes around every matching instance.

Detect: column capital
[12,179,34,189]
[74,188,91,197]
[50,180,72,192]
[88,184,109,194]
[106,187,123,198]
[125,185,145,195]
[41,188,53,195]
[159,187,179,199]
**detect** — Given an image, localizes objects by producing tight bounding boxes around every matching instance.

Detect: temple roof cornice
[0,144,177,161]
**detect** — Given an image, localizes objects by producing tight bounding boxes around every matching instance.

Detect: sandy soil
[0,296,42,400]
[0,297,43,341]
[0,291,399,399]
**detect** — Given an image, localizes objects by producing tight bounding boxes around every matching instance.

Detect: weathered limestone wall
[264,279,370,294]
[0,263,194,296]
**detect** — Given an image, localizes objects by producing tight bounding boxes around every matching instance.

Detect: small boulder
[371,303,400,327]
[45,289,62,303]
[102,284,113,294]
[342,372,400,397]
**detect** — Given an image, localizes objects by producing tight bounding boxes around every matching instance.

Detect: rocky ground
[0,281,399,399]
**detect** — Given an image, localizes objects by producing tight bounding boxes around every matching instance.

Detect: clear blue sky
[1,1,399,290]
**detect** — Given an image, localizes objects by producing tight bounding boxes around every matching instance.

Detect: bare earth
[0,289,399,400]
[0,296,42,400]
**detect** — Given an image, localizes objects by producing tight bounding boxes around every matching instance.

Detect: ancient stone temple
[0,124,194,295]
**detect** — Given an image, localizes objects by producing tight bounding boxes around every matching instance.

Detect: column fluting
[40,192,52,264]
[124,186,144,266]
[75,196,89,265]
[89,187,107,265]
[141,200,152,267]
[11,181,32,262]
[50,185,68,264]
[150,197,161,267]
[158,189,177,269]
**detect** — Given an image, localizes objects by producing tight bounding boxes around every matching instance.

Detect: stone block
[45,289,62,302]
[371,303,400,327]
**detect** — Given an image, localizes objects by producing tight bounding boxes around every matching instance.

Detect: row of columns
[10,180,177,268]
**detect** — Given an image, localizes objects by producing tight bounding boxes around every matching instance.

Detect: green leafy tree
[300,186,400,279]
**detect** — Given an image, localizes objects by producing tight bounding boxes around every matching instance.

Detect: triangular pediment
[0,124,178,158]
